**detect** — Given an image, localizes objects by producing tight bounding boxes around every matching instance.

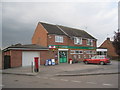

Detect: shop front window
[70,50,83,54]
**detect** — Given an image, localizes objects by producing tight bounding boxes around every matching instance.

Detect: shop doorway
[59,51,67,63]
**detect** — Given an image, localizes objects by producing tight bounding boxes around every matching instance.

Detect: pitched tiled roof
[58,25,96,39]
[3,44,48,51]
[40,22,65,35]
[39,22,96,40]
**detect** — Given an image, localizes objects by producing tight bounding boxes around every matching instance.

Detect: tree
[113,29,120,56]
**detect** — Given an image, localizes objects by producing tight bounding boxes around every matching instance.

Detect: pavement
[1,61,120,77]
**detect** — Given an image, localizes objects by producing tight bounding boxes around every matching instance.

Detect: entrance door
[4,55,11,69]
[59,51,67,63]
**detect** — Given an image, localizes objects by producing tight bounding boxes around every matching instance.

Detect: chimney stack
[107,37,110,40]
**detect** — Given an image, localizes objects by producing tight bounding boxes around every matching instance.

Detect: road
[1,60,120,88]
[2,73,119,88]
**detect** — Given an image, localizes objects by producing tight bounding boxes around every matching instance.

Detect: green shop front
[58,49,68,63]
[48,45,96,64]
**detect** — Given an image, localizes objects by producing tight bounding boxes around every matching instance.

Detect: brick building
[2,44,48,69]
[99,38,119,59]
[2,22,97,69]
[32,22,97,63]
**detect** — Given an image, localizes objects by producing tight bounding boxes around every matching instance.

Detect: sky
[1,0,119,48]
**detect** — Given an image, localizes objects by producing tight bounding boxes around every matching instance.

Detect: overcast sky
[1,0,118,48]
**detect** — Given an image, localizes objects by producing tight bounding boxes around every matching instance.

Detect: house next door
[59,51,67,63]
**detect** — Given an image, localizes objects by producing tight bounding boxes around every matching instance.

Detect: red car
[83,55,111,65]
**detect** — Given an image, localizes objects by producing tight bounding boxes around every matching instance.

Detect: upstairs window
[55,36,63,43]
[74,37,82,45]
[87,39,93,46]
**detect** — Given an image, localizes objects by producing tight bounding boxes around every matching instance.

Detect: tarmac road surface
[2,73,119,88]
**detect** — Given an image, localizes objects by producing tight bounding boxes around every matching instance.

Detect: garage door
[22,51,40,66]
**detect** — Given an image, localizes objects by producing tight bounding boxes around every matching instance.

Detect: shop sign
[48,45,96,50]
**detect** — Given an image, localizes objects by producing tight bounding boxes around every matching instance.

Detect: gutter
[3,48,49,51]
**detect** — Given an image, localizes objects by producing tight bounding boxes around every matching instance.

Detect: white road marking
[49,78,57,80]
[60,79,69,82]
[71,80,81,83]
[42,77,49,79]
[86,82,97,84]
[103,83,113,86]
[36,76,48,79]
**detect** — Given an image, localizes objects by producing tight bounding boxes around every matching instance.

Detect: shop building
[32,22,97,64]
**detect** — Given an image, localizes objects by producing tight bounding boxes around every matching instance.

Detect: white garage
[22,51,40,66]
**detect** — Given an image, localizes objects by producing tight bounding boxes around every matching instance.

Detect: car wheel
[84,61,88,64]
[100,61,104,65]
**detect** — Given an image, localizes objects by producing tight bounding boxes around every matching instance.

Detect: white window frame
[74,37,82,45]
[87,39,93,46]
[55,36,63,43]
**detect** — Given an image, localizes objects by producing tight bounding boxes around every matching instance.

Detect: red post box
[34,57,39,72]
[69,58,72,64]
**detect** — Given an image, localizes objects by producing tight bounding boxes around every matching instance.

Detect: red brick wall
[10,50,22,68]
[40,50,57,65]
[47,34,96,47]
[4,51,10,55]
[32,23,48,47]
[47,35,69,46]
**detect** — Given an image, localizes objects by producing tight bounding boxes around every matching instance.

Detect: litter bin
[51,59,55,65]
[48,59,52,65]
[45,59,49,66]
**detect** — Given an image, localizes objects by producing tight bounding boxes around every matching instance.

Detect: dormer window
[74,37,82,45]
[87,39,93,46]
[55,35,63,43]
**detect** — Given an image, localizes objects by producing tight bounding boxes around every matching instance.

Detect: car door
[91,56,98,63]
[92,58,98,63]
[95,58,100,63]
[89,56,96,63]
[88,59,93,63]
[94,56,100,64]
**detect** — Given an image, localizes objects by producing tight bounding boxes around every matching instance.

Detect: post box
[34,57,39,72]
